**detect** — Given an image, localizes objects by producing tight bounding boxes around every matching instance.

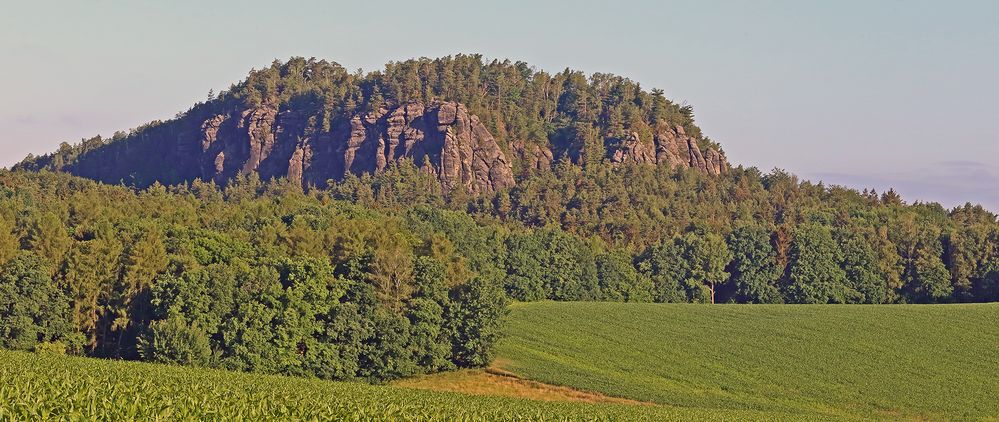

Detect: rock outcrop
[511,140,554,174]
[305,101,516,194]
[57,101,727,193]
[607,126,728,175]
[191,101,515,194]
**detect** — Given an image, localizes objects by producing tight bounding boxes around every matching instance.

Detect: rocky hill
[17,55,728,193]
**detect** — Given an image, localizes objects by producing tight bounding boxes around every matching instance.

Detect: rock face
[511,140,554,174]
[61,100,727,193]
[607,126,728,175]
[306,101,516,194]
[192,101,514,194]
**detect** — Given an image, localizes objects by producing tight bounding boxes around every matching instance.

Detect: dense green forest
[3,56,998,382]
[327,157,999,305]
[0,171,509,381]
[1,165,997,381]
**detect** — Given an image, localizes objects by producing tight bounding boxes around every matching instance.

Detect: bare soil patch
[395,368,652,405]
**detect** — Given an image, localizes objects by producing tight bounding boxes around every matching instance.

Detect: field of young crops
[4,303,996,421]
[0,349,819,421]
[496,302,999,420]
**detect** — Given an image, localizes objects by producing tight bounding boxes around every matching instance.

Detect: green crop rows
[497,302,999,420]
[0,349,812,421]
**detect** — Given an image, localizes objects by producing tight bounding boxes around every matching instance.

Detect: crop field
[496,302,999,421]
[3,303,995,421]
[0,349,813,421]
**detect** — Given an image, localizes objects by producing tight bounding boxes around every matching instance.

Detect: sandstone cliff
[43,101,726,193]
[194,101,515,194]
[606,126,728,175]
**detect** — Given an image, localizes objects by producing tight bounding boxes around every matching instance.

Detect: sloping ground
[395,368,651,405]
[495,302,999,421]
[0,350,819,421]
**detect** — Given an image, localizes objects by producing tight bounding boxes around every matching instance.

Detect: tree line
[2,158,997,381]
[332,159,999,305]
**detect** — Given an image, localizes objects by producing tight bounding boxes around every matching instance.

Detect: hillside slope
[17,56,728,192]
[495,302,999,420]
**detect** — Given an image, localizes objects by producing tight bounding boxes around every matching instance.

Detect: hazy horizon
[2,0,997,210]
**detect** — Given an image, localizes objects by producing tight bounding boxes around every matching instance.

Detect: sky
[1,0,997,210]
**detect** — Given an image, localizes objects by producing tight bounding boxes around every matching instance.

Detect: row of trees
[331,161,999,305]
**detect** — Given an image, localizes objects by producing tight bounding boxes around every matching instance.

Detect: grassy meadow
[496,302,999,420]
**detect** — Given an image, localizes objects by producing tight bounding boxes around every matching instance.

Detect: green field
[496,302,999,420]
[0,350,811,421]
[3,303,996,421]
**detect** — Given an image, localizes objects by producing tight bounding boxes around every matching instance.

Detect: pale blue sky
[2,0,997,209]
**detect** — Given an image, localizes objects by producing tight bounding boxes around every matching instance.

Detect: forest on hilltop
[16,55,726,191]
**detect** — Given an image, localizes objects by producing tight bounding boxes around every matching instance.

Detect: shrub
[137,316,213,366]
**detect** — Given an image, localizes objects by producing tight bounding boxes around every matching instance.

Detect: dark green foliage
[785,224,847,304]
[137,316,212,366]
[979,268,999,302]
[836,227,888,304]
[359,307,417,381]
[906,230,954,303]
[403,206,505,277]
[595,251,653,302]
[406,257,455,373]
[728,225,783,303]
[447,274,508,368]
[535,227,599,301]
[681,232,732,304]
[2,158,999,386]
[502,226,600,301]
[636,240,690,303]
[638,232,732,303]
[502,233,547,301]
[0,172,518,382]
[0,254,80,352]
[726,225,781,303]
